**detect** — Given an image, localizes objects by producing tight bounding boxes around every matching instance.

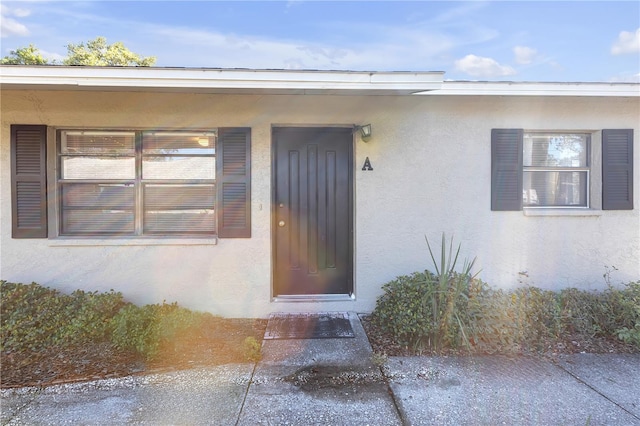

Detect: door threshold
[272,294,355,303]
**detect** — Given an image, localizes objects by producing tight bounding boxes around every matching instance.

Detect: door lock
[278,220,286,227]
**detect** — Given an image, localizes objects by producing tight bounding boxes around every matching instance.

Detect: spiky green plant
[422,234,479,352]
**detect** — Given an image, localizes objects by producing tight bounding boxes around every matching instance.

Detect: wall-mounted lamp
[197,132,216,147]
[353,124,372,142]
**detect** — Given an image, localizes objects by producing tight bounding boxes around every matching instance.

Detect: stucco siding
[1,89,639,317]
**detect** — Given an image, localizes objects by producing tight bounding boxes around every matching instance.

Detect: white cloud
[0,5,31,38]
[1,17,29,38]
[611,28,640,55]
[27,2,503,71]
[431,2,489,24]
[513,46,537,65]
[454,54,516,78]
[12,8,31,18]
[39,48,65,63]
[548,60,564,71]
[146,22,459,70]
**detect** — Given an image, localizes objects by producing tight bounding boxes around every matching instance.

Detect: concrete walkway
[2,312,639,425]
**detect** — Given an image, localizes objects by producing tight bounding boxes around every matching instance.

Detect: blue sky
[1,1,639,82]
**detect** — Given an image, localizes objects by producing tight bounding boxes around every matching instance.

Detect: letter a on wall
[362,157,373,171]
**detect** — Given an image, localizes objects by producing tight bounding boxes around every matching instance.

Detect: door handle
[278,220,286,227]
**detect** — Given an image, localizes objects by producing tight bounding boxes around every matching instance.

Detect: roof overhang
[1,66,638,97]
[0,66,444,95]
[416,80,640,97]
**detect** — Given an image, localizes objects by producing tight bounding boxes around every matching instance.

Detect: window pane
[62,210,134,234]
[143,184,215,233]
[524,171,587,207]
[62,183,134,208]
[144,184,215,209]
[524,134,588,167]
[144,210,215,233]
[62,157,135,179]
[60,183,135,234]
[61,131,135,154]
[143,156,215,179]
[143,133,215,155]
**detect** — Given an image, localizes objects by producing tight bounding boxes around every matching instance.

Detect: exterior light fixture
[353,124,372,142]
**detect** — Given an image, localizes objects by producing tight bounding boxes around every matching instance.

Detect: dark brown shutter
[216,128,251,238]
[11,125,48,238]
[491,129,523,211]
[602,129,634,210]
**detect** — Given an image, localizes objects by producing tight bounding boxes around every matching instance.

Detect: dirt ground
[1,318,267,389]
[359,315,640,358]
[2,316,638,389]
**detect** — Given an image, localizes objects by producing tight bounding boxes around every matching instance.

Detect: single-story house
[1,65,638,318]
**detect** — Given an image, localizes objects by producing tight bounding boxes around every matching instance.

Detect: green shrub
[614,281,640,347]
[557,287,601,337]
[370,270,436,349]
[1,281,64,352]
[370,238,640,354]
[0,281,124,353]
[109,304,160,358]
[64,289,127,344]
[109,301,212,360]
[464,287,516,353]
[465,286,563,353]
[555,283,639,348]
[371,234,481,353]
[512,287,562,344]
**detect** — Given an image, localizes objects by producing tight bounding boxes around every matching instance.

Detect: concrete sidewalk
[2,312,639,425]
[385,354,640,425]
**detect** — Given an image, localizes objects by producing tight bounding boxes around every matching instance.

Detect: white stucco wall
[1,89,639,317]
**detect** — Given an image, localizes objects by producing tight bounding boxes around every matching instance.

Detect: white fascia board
[0,66,444,94]
[414,81,640,97]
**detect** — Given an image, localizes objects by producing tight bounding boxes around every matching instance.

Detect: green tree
[63,36,156,66]
[1,37,156,67]
[0,44,49,65]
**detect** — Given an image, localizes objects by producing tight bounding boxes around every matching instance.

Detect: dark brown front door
[272,127,353,296]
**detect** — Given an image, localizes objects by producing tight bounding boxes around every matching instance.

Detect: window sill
[272,294,355,303]
[523,208,602,217]
[49,236,218,247]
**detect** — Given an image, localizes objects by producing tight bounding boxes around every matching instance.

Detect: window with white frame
[58,130,217,236]
[522,133,590,208]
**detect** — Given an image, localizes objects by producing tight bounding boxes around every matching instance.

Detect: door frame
[270,126,355,301]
